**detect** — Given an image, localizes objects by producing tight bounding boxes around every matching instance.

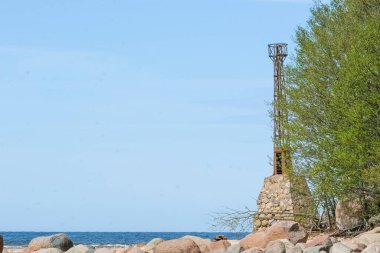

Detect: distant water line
[1,232,249,246]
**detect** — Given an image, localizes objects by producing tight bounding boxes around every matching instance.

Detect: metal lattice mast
[268,43,288,175]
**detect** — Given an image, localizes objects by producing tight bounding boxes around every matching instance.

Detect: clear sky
[0,0,321,232]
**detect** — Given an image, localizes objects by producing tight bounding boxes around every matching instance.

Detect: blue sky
[0,0,321,232]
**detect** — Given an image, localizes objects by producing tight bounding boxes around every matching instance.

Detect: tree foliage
[285,0,380,224]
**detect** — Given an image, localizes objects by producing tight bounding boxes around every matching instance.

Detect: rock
[34,249,63,253]
[335,199,364,230]
[275,239,293,250]
[306,234,330,247]
[286,245,303,253]
[142,238,164,252]
[115,247,131,253]
[354,233,380,246]
[362,242,380,253]
[367,227,380,234]
[330,243,353,253]
[240,232,268,249]
[303,246,324,253]
[241,248,263,253]
[66,245,95,253]
[28,234,73,252]
[126,248,145,253]
[94,248,115,253]
[204,240,231,253]
[183,236,211,252]
[214,236,228,242]
[136,243,145,248]
[266,221,308,245]
[154,238,201,253]
[303,239,333,253]
[241,222,307,250]
[341,241,366,252]
[226,244,244,253]
[295,243,306,250]
[263,241,285,253]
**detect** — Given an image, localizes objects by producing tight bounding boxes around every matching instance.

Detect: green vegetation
[285,0,380,225]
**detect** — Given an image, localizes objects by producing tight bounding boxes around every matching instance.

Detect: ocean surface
[1,232,249,246]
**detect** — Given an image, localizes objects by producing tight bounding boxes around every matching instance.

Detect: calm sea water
[1,232,249,246]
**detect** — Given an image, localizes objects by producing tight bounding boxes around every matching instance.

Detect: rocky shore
[2,222,380,253]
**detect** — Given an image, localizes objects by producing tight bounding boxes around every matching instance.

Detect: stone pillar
[254,174,313,231]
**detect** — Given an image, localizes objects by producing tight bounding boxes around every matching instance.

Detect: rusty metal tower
[268,43,288,175]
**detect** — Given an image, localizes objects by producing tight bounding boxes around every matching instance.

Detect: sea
[0,232,249,246]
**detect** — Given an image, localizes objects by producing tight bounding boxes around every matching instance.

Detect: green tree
[285,0,380,226]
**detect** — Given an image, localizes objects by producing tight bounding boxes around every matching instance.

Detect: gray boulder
[154,238,201,253]
[115,247,131,253]
[362,242,380,253]
[263,241,285,253]
[34,248,63,253]
[93,248,114,253]
[226,244,244,253]
[29,234,73,251]
[240,221,307,250]
[354,233,380,246]
[341,240,366,252]
[127,248,145,253]
[266,221,308,245]
[241,248,263,253]
[295,243,306,250]
[183,236,211,252]
[303,238,333,253]
[66,245,95,253]
[286,245,303,253]
[142,238,164,252]
[330,243,353,253]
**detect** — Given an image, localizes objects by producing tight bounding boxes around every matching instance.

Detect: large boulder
[335,199,364,230]
[303,238,333,253]
[286,245,303,253]
[154,238,201,253]
[266,221,308,245]
[66,245,95,253]
[329,243,353,253]
[204,240,231,253]
[241,249,263,253]
[240,222,307,250]
[115,247,131,253]
[263,241,285,253]
[142,238,164,252]
[182,236,211,252]
[240,232,267,249]
[226,244,244,253]
[93,249,114,253]
[354,233,380,247]
[305,234,330,248]
[34,249,63,253]
[29,234,73,252]
[362,242,380,253]
[127,248,145,253]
